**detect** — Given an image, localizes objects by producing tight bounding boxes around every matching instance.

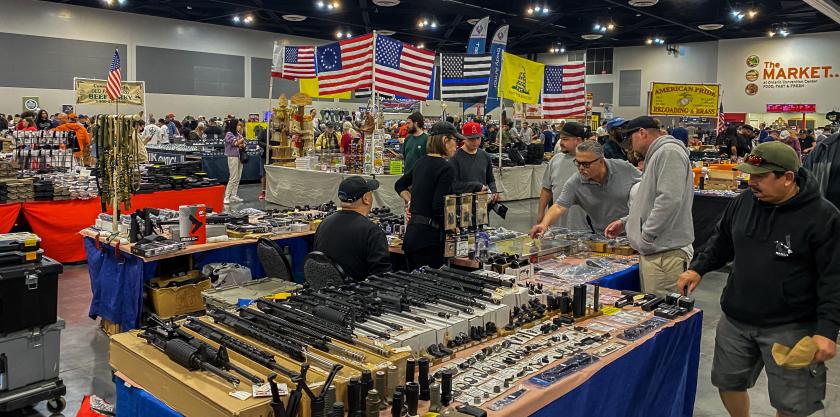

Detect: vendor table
[265,164,547,209]
[83,229,312,331]
[692,192,736,250]
[201,155,263,182]
[113,309,702,417]
[19,185,224,263]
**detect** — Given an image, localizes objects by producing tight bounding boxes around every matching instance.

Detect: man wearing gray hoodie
[605,116,694,296]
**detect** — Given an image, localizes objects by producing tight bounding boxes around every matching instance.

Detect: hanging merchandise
[364,129,385,175]
[289,94,314,157]
[93,114,142,214]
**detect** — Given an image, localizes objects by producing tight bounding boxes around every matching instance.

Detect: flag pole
[371,31,379,131]
[112,99,120,233]
[499,92,504,171]
[266,40,282,166]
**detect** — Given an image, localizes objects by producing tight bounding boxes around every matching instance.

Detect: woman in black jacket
[35,109,52,130]
[395,121,462,270]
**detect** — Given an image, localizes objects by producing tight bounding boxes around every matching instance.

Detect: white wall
[538,41,719,119]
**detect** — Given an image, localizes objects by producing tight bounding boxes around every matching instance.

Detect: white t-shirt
[141,124,160,146]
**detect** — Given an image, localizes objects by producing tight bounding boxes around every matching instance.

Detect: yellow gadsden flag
[498,52,544,104]
[300,77,351,99]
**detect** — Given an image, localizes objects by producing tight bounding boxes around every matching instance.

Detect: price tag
[600,306,620,316]
[253,383,286,398]
[229,390,252,401]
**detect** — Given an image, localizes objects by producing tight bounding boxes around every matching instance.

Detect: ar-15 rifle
[138,327,241,387]
[208,307,307,362]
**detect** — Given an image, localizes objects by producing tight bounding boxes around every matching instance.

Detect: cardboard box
[147,273,212,318]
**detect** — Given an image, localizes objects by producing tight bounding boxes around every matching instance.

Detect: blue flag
[485,25,509,114]
[466,17,490,54]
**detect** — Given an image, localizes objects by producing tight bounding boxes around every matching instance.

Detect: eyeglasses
[745,154,764,166]
[573,158,601,169]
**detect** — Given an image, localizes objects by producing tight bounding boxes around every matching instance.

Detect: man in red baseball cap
[450,120,498,201]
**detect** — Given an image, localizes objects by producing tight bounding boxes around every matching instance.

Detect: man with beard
[679,141,839,417]
[402,111,427,172]
[537,122,590,231]
[530,141,640,238]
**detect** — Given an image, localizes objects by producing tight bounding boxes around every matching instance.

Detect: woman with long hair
[224,118,246,204]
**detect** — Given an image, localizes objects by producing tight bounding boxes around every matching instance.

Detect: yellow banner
[498,52,544,104]
[245,122,267,140]
[648,82,720,117]
[74,78,145,106]
[299,77,351,99]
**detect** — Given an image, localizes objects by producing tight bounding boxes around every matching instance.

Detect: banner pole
[112,101,119,234]
[499,92,504,171]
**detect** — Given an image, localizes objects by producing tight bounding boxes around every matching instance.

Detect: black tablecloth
[201,155,263,182]
[692,193,735,250]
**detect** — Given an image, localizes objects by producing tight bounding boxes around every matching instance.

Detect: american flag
[542,63,586,119]
[716,103,725,134]
[317,33,374,95]
[281,45,316,79]
[106,49,122,101]
[440,53,491,102]
[373,34,436,100]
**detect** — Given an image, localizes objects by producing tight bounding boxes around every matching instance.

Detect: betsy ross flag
[281,45,316,79]
[440,53,491,102]
[542,63,585,119]
[317,33,374,95]
[106,49,122,101]
[373,34,436,100]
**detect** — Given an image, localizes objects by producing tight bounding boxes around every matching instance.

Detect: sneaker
[230,195,244,202]
[223,198,231,204]
[258,191,265,200]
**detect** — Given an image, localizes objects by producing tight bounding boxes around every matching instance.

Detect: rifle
[138,328,241,387]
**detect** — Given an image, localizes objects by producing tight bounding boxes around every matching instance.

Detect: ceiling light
[186,5,193,10]
[527,8,534,15]
[646,38,653,45]
[282,14,307,22]
[594,24,601,30]
[332,1,340,8]
[335,30,343,38]
[423,19,429,25]
[535,6,542,12]
[628,0,659,6]
[418,21,424,28]
[372,0,401,6]
[768,30,776,37]
[378,29,395,35]
[316,1,325,8]
[543,7,549,13]
[581,34,603,40]
[103,0,114,5]
[779,29,789,37]
[346,32,352,38]
[232,15,240,23]
[698,23,724,30]
[748,10,758,18]
[327,4,334,9]
[430,22,437,28]
[418,43,425,48]
[607,23,615,30]
[467,18,479,24]
[243,15,253,23]
[560,47,565,52]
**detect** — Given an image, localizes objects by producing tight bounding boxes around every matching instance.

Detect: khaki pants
[225,156,242,199]
[639,248,690,297]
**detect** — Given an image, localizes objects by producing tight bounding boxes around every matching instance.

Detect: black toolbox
[0,233,41,253]
[0,258,62,335]
[0,250,44,267]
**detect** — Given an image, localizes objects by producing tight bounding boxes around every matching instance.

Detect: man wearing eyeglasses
[537,122,590,231]
[678,141,840,417]
[529,141,640,238]
[605,116,694,296]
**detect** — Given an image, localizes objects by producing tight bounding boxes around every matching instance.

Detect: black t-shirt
[395,155,454,251]
[799,136,815,151]
[728,134,752,157]
[312,210,391,280]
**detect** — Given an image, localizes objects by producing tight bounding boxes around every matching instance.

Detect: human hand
[604,220,625,239]
[677,270,702,294]
[404,201,411,222]
[813,335,837,363]
[529,224,547,239]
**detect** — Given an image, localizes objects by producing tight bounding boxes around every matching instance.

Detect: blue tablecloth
[113,311,702,417]
[86,235,310,331]
[201,155,263,182]
[591,263,641,292]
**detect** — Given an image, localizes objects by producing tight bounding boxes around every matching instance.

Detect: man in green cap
[678,141,840,417]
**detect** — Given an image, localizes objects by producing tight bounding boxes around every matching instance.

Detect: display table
[692,192,736,250]
[265,164,547,208]
[83,229,313,331]
[113,310,702,417]
[202,155,263,182]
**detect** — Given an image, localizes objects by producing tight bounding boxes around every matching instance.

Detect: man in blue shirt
[540,123,556,153]
[672,123,689,145]
[758,123,773,143]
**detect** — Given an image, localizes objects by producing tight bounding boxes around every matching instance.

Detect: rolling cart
[0,320,66,413]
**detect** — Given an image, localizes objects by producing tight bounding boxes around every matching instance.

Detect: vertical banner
[270,41,283,78]
[466,17,490,54]
[485,25,509,115]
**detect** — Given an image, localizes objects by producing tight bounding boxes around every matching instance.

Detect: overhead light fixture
[748,10,758,18]
[698,23,724,30]
[628,0,659,6]
[232,15,241,23]
[466,18,479,24]
[282,14,307,22]
[243,15,254,23]
[332,1,340,8]
[327,3,334,9]
[768,30,776,37]
[372,0,400,6]
[581,34,603,40]
[316,1,325,8]
[607,23,615,30]
[335,30,343,38]
[378,29,396,35]
[594,23,601,30]
[418,42,425,48]
[779,29,789,37]
[646,38,653,45]
[186,5,193,10]
[430,22,437,28]
[560,47,565,53]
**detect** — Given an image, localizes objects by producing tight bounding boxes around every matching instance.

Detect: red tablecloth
[22,185,224,263]
[0,203,21,233]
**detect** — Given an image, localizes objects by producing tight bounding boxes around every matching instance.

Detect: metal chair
[256,238,294,281]
[303,251,346,290]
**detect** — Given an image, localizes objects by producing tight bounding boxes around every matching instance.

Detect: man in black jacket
[679,141,840,417]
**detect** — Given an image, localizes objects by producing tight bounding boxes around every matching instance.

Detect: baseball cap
[605,117,627,130]
[741,124,755,132]
[558,122,586,138]
[620,116,660,135]
[736,141,801,174]
[428,121,467,141]
[461,121,482,139]
[338,176,379,203]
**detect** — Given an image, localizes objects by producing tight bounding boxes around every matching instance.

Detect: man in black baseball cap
[537,121,590,231]
[312,176,391,280]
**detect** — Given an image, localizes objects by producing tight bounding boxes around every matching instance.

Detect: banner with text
[74,78,145,106]
[648,82,720,117]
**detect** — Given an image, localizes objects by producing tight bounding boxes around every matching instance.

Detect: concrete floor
[13,182,839,416]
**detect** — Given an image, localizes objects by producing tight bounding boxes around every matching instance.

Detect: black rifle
[138,329,241,387]
[183,318,299,379]
[208,307,308,362]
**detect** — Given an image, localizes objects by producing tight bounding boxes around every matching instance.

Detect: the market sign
[648,82,720,117]
[766,104,817,113]
[74,77,145,106]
